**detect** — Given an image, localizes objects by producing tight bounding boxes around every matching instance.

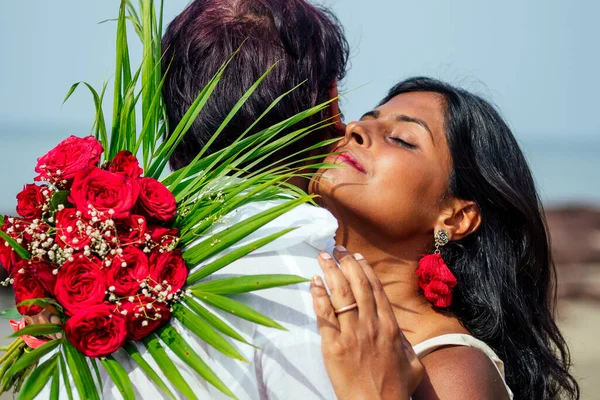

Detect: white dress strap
[412,334,514,399]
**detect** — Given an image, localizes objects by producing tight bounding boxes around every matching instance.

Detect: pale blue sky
[0,0,599,209]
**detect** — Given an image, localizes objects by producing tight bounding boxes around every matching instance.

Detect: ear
[436,199,481,242]
[328,82,346,134]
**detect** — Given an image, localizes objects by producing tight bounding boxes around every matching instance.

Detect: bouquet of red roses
[0,1,335,399]
[4,136,185,358]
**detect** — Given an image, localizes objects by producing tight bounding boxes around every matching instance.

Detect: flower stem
[0,345,25,392]
[0,338,24,365]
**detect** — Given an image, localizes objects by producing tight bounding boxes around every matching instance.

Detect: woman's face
[310,92,454,242]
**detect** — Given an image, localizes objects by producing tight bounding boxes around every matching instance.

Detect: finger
[37,310,52,325]
[353,252,396,320]
[317,251,358,329]
[310,275,340,342]
[333,246,377,321]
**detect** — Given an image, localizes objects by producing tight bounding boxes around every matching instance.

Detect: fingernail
[319,251,332,260]
[312,276,324,287]
[334,245,346,252]
[353,253,364,260]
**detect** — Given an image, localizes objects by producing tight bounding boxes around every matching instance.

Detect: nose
[343,120,371,147]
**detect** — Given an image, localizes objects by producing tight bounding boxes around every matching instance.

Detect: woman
[309,77,579,399]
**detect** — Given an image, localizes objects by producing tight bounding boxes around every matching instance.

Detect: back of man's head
[162,0,349,171]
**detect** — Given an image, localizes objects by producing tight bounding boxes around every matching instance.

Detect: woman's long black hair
[380,77,579,399]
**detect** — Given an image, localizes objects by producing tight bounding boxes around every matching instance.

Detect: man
[104,0,350,398]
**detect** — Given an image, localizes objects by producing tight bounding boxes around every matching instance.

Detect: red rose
[16,184,50,220]
[149,250,187,294]
[106,247,149,297]
[30,260,57,295]
[54,254,107,315]
[13,261,55,316]
[106,151,143,178]
[64,303,126,357]
[0,220,22,275]
[35,136,103,186]
[0,242,20,275]
[122,297,171,340]
[69,167,139,220]
[55,208,92,250]
[147,225,179,249]
[116,215,147,247]
[137,178,177,222]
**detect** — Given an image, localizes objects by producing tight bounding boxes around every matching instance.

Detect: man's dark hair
[162,0,349,171]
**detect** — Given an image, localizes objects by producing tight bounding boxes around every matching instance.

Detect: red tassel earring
[416,229,457,308]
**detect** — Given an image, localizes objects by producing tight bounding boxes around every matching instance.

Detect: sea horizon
[1,119,598,214]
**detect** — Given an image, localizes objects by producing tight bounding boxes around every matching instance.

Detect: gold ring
[334,302,358,314]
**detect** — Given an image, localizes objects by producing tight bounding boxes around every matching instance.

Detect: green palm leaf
[5,339,60,378]
[186,228,296,284]
[190,274,308,295]
[0,230,30,260]
[50,363,60,400]
[193,292,286,330]
[16,353,59,400]
[141,334,197,400]
[123,342,176,399]
[182,297,251,345]
[62,340,100,400]
[172,304,246,361]
[157,325,237,399]
[90,358,103,393]
[8,324,62,339]
[58,353,73,400]
[183,196,310,266]
[100,355,135,400]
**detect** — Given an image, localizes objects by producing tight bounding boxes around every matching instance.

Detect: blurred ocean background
[1,123,598,208]
[1,0,599,398]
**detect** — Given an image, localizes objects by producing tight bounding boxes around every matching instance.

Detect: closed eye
[389,137,418,150]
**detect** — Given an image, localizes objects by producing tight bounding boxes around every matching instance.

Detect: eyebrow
[360,109,434,140]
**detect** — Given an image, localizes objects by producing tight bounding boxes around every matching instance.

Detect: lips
[332,149,366,174]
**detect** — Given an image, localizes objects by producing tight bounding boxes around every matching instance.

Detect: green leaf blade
[0,231,30,260]
[123,342,176,400]
[8,323,62,339]
[15,352,59,400]
[181,297,250,345]
[141,334,198,400]
[190,274,308,295]
[157,324,237,399]
[62,340,100,400]
[193,292,285,330]
[0,307,22,320]
[5,339,61,378]
[172,304,246,361]
[186,228,296,284]
[100,355,136,400]
[183,196,309,266]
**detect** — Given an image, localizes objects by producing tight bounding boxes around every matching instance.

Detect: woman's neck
[334,221,468,345]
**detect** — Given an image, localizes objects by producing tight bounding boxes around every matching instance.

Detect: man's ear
[328,82,346,134]
[436,199,481,242]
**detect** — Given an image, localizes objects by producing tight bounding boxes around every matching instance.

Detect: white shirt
[103,200,339,399]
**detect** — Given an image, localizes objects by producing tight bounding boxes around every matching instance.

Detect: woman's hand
[310,246,424,400]
[23,309,63,339]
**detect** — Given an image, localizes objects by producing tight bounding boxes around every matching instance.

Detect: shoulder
[413,345,509,400]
